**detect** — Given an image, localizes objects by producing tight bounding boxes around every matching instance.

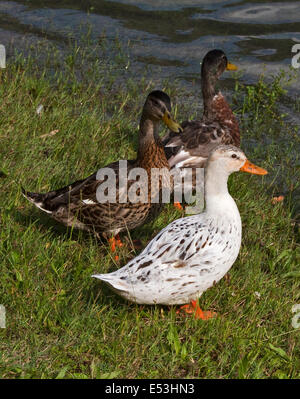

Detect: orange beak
[226,62,238,71]
[240,159,268,175]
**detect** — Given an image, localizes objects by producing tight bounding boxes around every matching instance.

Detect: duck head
[201,49,237,84]
[201,49,237,116]
[207,145,268,176]
[142,90,182,133]
[204,145,267,207]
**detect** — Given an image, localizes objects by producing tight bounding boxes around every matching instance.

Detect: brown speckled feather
[165,93,240,168]
[22,91,178,237]
[163,50,240,172]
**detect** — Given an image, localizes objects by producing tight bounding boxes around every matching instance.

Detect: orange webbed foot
[115,234,123,248]
[177,300,217,320]
[108,235,124,251]
[108,235,124,261]
[174,202,183,210]
[108,237,117,253]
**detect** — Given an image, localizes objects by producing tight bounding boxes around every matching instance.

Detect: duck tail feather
[21,187,53,214]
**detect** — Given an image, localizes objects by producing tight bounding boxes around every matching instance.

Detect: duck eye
[231,154,237,159]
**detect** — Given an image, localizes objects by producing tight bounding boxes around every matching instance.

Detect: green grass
[0,39,299,379]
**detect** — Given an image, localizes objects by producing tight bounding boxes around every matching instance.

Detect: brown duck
[163,49,240,173]
[22,90,182,251]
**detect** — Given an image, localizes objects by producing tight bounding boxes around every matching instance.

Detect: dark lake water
[1,0,300,89]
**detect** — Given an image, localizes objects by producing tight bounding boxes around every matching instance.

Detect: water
[0,0,300,89]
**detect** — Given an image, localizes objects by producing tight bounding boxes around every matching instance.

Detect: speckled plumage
[163,50,240,173]
[22,91,181,237]
[92,145,267,306]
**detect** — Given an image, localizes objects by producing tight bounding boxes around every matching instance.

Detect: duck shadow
[86,275,163,315]
[12,207,103,245]
[13,205,154,257]
[86,278,128,307]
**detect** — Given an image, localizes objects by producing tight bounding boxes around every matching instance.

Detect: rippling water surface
[1,0,300,87]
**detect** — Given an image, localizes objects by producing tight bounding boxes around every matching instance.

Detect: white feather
[82,199,97,205]
[92,146,248,306]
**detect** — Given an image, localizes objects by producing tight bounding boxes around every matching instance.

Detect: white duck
[92,145,267,319]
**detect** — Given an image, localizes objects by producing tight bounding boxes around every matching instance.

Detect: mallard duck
[92,145,267,319]
[163,50,239,195]
[22,91,182,251]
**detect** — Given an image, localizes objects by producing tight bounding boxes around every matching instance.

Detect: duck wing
[163,120,227,168]
[22,159,141,234]
[93,214,239,304]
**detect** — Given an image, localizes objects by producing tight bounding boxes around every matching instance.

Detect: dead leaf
[36,104,44,115]
[40,129,59,139]
[271,195,284,204]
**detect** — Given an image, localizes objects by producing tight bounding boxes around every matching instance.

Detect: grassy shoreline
[0,41,299,378]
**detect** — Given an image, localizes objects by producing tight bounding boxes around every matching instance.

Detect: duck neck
[201,72,217,120]
[204,163,236,216]
[137,112,161,160]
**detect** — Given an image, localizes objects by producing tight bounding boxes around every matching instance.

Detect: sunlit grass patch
[0,38,299,379]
